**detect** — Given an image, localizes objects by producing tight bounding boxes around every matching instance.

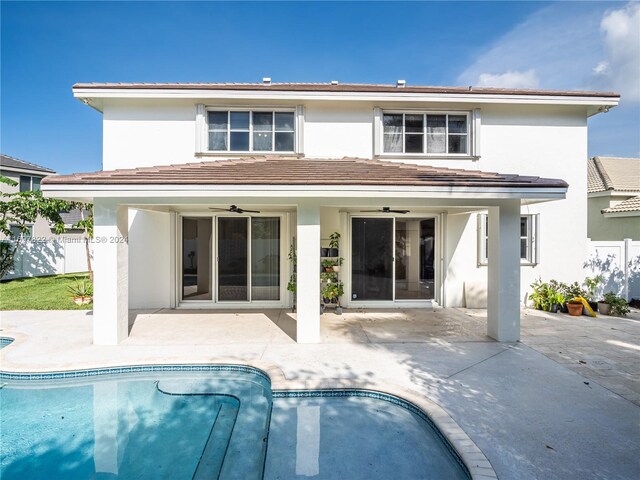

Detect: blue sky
[1,1,639,174]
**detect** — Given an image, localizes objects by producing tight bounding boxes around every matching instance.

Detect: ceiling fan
[359,207,410,214]
[209,205,261,214]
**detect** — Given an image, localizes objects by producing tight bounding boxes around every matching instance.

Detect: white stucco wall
[101,98,591,308]
[127,208,172,308]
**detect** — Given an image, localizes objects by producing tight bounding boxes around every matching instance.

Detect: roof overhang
[73,85,619,117]
[42,183,567,206]
[602,210,640,218]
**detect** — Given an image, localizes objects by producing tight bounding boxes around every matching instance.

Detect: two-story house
[42,81,619,345]
[1,154,57,239]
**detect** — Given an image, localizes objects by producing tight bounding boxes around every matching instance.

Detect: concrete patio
[1,307,639,479]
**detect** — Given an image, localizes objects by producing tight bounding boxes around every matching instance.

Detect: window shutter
[295,105,305,154]
[195,104,205,154]
[373,107,382,156]
[472,108,481,157]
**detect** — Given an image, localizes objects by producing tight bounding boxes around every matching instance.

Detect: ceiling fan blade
[240,209,261,213]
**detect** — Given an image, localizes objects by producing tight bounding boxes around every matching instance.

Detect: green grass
[0,272,93,310]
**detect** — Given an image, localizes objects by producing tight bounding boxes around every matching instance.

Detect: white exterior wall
[101,98,590,308]
[127,209,172,309]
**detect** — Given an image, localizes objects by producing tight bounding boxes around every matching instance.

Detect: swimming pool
[0,366,470,479]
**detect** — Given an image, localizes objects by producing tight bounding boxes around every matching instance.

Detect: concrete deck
[1,307,639,479]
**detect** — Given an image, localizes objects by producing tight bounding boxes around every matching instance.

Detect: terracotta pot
[567,302,584,316]
[598,302,612,315]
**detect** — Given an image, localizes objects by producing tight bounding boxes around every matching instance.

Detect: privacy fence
[2,239,93,280]
[585,239,640,301]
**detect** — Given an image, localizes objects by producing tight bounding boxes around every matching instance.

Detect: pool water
[0,368,469,479]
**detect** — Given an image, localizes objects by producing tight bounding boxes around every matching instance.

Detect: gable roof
[41,156,568,189]
[0,154,56,174]
[588,156,640,193]
[72,82,620,99]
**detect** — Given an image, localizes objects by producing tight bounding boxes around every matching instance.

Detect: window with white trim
[19,175,41,192]
[478,213,539,265]
[382,112,470,155]
[207,110,295,153]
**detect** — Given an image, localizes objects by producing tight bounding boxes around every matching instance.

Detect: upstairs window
[19,175,41,192]
[207,110,296,153]
[382,112,470,155]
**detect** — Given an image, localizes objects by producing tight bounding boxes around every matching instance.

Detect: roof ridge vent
[396,79,406,88]
[262,77,272,85]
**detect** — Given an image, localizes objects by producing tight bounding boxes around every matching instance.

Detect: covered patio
[124,307,490,345]
[42,157,568,345]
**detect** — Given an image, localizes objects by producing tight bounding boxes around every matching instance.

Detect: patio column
[296,200,321,343]
[487,200,521,342]
[93,200,129,345]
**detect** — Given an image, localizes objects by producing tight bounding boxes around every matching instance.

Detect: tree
[0,175,93,279]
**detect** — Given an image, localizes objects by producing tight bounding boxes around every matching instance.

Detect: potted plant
[68,280,93,305]
[549,291,566,313]
[598,292,630,317]
[329,231,340,257]
[332,257,343,273]
[566,299,584,316]
[584,275,603,312]
[320,247,329,257]
[321,259,336,272]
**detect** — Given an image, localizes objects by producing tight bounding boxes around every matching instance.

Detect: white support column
[93,200,129,345]
[487,200,521,342]
[296,200,321,343]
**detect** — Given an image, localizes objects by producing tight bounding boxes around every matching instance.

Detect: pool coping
[0,337,496,479]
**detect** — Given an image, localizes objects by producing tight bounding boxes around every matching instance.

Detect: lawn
[0,273,92,310]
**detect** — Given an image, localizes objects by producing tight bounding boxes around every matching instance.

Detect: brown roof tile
[72,82,620,98]
[41,157,568,189]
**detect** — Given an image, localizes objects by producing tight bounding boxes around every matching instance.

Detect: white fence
[2,239,93,280]
[585,239,640,301]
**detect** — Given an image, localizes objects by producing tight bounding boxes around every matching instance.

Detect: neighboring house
[42,81,619,345]
[0,153,57,239]
[587,156,640,241]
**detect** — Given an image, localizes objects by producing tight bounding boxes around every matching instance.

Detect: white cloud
[457,2,640,102]
[592,61,610,76]
[456,2,640,158]
[599,3,640,100]
[476,69,539,89]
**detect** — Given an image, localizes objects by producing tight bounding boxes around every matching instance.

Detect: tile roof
[41,157,568,189]
[59,208,91,226]
[72,82,620,98]
[588,156,640,193]
[0,154,56,174]
[602,196,640,214]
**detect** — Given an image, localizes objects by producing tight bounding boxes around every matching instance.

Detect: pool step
[193,397,240,480]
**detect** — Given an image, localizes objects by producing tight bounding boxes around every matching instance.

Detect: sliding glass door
[351,218,394,301]
[181,215,281,303]
[217,217,249,301]
[182,218,212,300]
[351,217,435,302]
